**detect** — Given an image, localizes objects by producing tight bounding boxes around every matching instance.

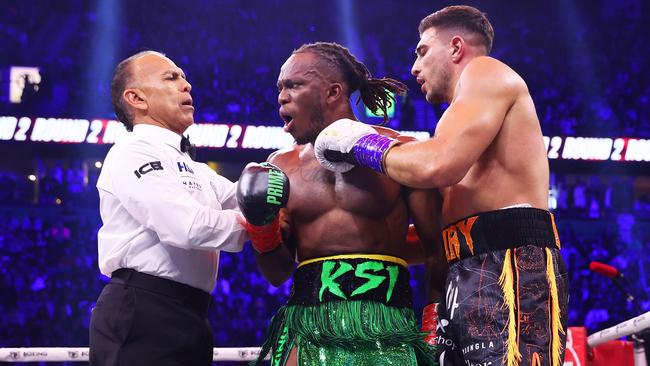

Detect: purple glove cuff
[352,134,396,173]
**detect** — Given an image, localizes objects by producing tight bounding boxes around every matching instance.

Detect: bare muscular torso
[270,143,410,262]
[440,61,549,226]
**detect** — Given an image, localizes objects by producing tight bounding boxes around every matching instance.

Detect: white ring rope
[0,347,268,362]
[587,310,650,347]
[5,311,648,363]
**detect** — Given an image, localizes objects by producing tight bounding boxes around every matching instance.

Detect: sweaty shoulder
[459,56,528,99]
[268,145,301,169]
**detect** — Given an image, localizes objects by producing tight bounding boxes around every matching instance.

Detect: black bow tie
[180,135,196,160]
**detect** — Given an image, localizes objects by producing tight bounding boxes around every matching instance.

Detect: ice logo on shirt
[134,161,163,178]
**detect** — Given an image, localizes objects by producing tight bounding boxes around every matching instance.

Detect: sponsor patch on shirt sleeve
[133,161,163,178]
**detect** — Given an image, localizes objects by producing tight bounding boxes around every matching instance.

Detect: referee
[89,51,248,366]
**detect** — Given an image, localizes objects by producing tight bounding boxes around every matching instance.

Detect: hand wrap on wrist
[351,134,398,174]
[242,216,282,253]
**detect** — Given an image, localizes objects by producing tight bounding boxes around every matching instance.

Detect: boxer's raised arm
[383,58,521,188]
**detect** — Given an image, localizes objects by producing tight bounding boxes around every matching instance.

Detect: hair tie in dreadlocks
[357,76,408,124]
[293,42,408,124]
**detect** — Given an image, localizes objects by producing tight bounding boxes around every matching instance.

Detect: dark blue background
[1,0,649,364]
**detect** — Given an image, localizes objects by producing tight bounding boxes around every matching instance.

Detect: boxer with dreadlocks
[236,42,445,365]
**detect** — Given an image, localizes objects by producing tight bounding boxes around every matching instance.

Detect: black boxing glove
[236,162,290,252]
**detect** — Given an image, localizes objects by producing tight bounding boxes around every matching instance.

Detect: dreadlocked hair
[294,42,408,124]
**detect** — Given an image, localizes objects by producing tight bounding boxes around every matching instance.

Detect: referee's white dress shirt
[96,124,247,293]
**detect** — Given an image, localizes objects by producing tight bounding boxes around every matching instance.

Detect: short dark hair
[110,50,164,131]
[293,42,407,123]
[419,5,494,54]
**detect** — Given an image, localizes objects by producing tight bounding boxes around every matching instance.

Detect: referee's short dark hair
[111,50,165,131]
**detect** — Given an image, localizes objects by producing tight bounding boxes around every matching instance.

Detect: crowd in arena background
[1,172,649,364]
[2,1,649,137]
[1,0,649,364]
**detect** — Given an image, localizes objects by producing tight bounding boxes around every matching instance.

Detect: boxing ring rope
[588,310,650,347]
[0,347,268,362]
[2,311,649,363]
[587,310,650,366]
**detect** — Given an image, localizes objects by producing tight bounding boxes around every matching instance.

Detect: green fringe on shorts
[253,300,437,366]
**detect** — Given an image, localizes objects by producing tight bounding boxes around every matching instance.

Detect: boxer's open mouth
[280,113,293,131]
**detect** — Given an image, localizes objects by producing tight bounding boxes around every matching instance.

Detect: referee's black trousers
[89,269,213,366]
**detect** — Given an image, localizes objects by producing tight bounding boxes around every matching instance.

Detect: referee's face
[131,54,194,135]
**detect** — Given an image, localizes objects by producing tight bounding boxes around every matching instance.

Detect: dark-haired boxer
[236,42,447,366]
[314,6,568,366]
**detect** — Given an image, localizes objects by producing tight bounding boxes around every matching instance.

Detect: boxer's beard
[426,63,453,104]
[297,103,325,145]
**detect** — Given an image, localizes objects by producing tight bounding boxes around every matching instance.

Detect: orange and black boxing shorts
[436,207,569,366]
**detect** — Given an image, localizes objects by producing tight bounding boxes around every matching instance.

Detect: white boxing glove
[314,118,380,173]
